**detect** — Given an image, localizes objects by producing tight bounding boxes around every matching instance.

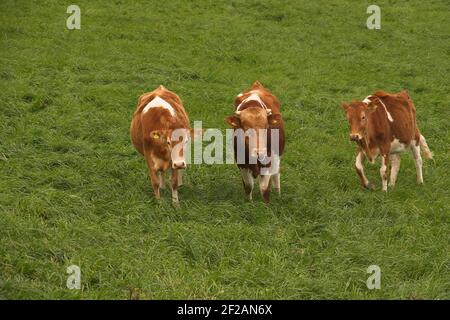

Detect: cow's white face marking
[390,138,407,154]
[143,96,176,116]
[236,92,268,112]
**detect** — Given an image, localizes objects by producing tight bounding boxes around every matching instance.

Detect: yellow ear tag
[272,120,278,124]
[152,132,160,139]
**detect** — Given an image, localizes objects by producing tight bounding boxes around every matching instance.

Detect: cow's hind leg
[380,154,390,192]
[240,168,254,200]
[389,154,401,187]
[411,143,423,184]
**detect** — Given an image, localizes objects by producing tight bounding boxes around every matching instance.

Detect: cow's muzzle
[172,161,186,169]
[251,148,267,159]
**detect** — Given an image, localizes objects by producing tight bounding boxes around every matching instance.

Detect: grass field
[0,0,449,299]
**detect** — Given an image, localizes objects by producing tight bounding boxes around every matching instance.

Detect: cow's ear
[190,128,203,140]
[150,130,163,140]
[268,114,282,127]
[341,103,350,111]
[225,115,241,128]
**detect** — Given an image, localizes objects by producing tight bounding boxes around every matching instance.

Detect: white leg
[411,144,423,184]
[270,172,280,195]
[171,189,178,202]
[177,169,183,187]
[389,154,401,187]
[380,155,389,192]
[240,168,254,200]
[355,151,370,188]
[171,169,179,203]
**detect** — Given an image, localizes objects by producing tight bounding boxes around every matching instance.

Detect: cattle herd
[130,81,432,203]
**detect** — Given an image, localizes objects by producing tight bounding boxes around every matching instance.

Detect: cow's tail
[419,134,433,159]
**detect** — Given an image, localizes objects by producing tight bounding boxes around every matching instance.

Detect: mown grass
[0,0,449,299]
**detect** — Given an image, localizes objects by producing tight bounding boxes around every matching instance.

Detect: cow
[130,85,199,202]
[225,81,285,203]
[341,90,433,191]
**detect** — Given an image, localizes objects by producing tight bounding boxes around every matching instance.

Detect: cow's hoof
[364,182,375,190]
[171,199,180,207]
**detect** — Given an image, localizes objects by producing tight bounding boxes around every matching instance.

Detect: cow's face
[150,129,191,169]
[226,107,270,158]
[342,102,378,141]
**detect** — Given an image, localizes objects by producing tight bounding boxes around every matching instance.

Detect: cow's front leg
[269,155,281,195]
[389,154,401,187]
[171,168,179,203]
[355,151,371,189]
[177,169,183,187]
[240,168,254,200]
[145,153,161,199]
[259,174,271,203]
[380,154,390,192]
[270,172,280,195]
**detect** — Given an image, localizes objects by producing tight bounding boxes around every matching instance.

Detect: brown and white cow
[341,90,433,191]
[130,85,198,202]
[225,81,285,203]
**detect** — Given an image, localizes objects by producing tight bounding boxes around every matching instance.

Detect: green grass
[0,0,449,299]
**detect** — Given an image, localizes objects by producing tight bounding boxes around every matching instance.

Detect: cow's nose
[172,161,186,169]
[252,148,267,158]
[350,134,360,141]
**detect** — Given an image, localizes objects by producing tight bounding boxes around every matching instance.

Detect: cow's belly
[390,138,408,154]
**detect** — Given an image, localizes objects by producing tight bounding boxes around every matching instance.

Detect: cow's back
[374,91,420,144]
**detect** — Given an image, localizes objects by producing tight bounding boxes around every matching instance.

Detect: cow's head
[226,107,281,159]
[149,127,201,169]
[341,101,378,141]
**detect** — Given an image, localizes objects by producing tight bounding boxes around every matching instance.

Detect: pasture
[0,0,449,299]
